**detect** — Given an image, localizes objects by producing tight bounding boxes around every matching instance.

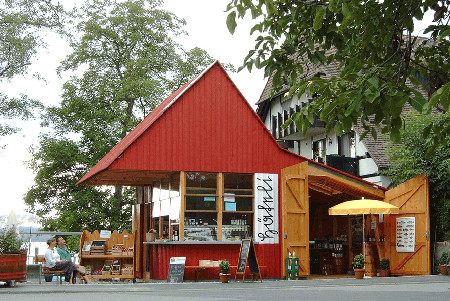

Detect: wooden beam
[370,214,384,260]
[179,171,185,240]
[217,172,223,241]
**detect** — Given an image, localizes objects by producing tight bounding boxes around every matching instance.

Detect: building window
[313,139,326,163]
[183,172,254,241]
[184,172,218,241]
[222,173,254,241]
[150,172,255,241]
[338,131,355,157]
[152,173,181,239]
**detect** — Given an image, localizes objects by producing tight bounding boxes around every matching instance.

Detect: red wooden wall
[148,243,280,280]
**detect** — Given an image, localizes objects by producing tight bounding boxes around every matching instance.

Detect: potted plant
[85,265,93,275]
[0,227,27,286]
[219,259,231,283]
[380,259,390,277]
[438,251,449,275]
[352,254,365,279]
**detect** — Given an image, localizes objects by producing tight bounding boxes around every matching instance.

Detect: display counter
[143,239,273,280]
[144,240,242,245]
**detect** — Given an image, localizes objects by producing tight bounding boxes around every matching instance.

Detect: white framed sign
[254,173,279,244]
[100,230,111,239]
[396,217,415,252]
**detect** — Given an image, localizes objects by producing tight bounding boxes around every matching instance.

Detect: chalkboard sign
[237,239,251,273]
[235,239,262,282]
[167,257,186,283]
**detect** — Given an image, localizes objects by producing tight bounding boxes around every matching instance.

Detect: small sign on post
[235,239,262,282]
[99,230,111,239]
[167,257,186,283]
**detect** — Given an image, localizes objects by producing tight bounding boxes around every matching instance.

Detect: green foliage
[0,227,24,254]
[65,235,81,253]
[352,254,365,270]
[380,258,390,270]
[0,94,43,137]
[25,0,220,232]
[438,251,449,265]
[382,111,450,241]
[226,0,449,150]
[219,259,231,274]
[0,0,64,138]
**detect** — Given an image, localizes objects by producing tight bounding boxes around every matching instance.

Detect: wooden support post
[370,214,384,260]
[180,171,185,240]
[217,172,223,240]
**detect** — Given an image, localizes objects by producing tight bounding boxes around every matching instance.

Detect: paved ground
[1,275,449,301]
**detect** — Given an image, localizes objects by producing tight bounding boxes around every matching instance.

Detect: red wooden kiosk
[78,62,430,280]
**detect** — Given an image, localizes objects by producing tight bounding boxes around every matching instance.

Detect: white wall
[364,175,392,188]
[263,93,391,188]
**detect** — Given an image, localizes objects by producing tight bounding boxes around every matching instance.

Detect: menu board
[237,239,251,273]
[396,217,415,252]
[237,239,260,274]
[167,257,186,283]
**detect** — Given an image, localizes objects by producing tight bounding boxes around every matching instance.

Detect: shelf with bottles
[310,235,347,251]
[366,234,386,244]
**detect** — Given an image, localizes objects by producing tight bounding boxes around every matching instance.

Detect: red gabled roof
[77,61,386,192]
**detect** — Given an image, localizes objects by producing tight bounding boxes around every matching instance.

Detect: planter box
[0,253,27,282]
[354,268,365,279]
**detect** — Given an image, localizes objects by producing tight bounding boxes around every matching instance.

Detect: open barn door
[384,175,430,275]
[282,162,309,277]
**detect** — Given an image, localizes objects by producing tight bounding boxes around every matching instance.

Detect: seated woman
[44,238,91,284]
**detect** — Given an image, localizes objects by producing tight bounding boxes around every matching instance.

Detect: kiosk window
[185,172,217,211]
[182,172,254,241]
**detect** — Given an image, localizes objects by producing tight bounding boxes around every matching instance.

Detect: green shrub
[65,235,81,252]
[219,260,230,274]
[0,227,24,254]
[380,259,390,270]
[438,251,449,265]
[352,254,365,269]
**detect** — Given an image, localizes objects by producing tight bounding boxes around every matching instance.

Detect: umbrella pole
[363,214,365,268]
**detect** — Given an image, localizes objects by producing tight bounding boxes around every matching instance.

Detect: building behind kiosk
[77,61,430,280]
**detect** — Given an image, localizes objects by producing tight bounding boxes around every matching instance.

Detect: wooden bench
[186,265,265,282]
[35,255,65,285]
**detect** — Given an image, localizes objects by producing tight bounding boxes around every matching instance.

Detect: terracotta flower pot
[439,264,448,275]
[219,273,230,283]
[354,268,365,279]
[380,269,390,277]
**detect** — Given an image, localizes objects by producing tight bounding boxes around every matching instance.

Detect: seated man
[49,237,91,284]
[56,237,72,262]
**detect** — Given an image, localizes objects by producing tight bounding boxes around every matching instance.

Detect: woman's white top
[44,248,60,268]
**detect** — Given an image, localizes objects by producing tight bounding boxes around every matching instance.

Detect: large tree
[25,0,219,231]
[382,111,449,241]
[0,0,64,137]
[226,0,449,153]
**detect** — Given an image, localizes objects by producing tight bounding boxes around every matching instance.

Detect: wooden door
[282,162,309,277]
[384,174,430,275]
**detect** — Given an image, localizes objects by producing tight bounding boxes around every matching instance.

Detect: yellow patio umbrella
[328,198,399,272]
[328,199,400,215]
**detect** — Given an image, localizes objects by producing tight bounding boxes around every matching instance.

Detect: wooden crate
[121,264,133,275]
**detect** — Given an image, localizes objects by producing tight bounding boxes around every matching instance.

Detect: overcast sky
[0,0,266,217]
